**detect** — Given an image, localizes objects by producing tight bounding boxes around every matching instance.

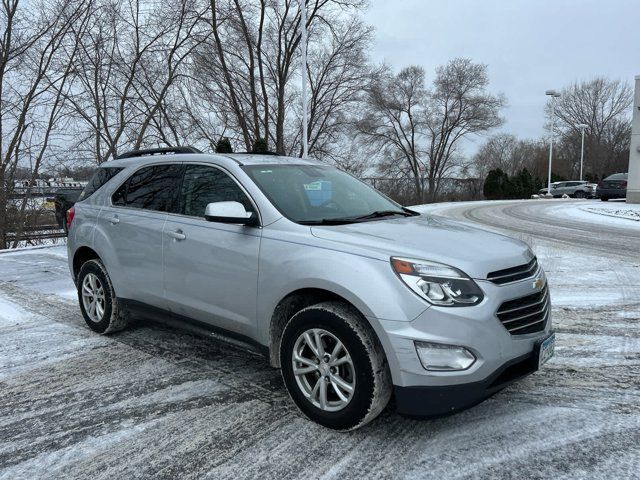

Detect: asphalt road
[1,200,639,480]
[431,199,640,260]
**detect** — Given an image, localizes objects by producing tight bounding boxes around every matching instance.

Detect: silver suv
[67,148,555,430]
[538,181,595,198]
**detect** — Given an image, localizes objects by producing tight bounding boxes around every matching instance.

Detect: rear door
[97,163,183,307]
[163,164,261,338]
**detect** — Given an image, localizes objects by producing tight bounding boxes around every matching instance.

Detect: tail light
[621,181,627,188]
[66,206,75,230]
[597,181,603,187]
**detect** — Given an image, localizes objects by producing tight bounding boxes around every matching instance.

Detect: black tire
[600,197,609,201]
[77,259,129,334]
[574,191,586,198]
[280,301,392,430]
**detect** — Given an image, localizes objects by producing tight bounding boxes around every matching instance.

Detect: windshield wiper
[298,218,359,225]
[351,210,415,221]
[298,209,417,226]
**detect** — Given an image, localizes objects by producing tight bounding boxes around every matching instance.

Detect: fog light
[415,341,476,371]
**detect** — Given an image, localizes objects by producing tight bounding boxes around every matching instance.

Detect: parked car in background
[66,147,554,430]
[538,181,595,198]
[596,173,628,201]
[54,188,83,231]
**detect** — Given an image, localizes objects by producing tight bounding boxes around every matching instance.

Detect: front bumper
[394,347,543,418]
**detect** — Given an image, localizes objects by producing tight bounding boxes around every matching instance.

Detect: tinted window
[180,165,254,217]
[78,167,123,201]
[112,164,183,212]
[606,173,628,180]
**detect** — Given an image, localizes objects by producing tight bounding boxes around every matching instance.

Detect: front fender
[256,235,429,345]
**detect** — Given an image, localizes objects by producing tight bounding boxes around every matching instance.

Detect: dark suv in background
[54,188,83,231]
[597,173,628,201]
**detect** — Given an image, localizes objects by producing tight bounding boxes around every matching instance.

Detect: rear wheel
[600,196,609,201]
[77,259,129,334]
[280,301,392,430]
[574,190,586,198]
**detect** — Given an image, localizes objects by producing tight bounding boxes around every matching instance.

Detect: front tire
[77,259,129,334]
[280,301,392,430]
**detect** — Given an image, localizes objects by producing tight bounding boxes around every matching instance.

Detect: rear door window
[112,164,183,212]
[78,167,123,201]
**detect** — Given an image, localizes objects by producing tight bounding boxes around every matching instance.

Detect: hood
[310,214,533,279]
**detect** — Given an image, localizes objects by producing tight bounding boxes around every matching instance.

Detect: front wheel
[280,301,392,430]
[77,259,129,334]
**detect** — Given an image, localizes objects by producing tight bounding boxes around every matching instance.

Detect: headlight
[391,257,484,306]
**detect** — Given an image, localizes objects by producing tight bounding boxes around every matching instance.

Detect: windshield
[242,164,411,224]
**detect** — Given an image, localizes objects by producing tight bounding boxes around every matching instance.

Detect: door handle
[108,215,120,225]
[167,229,186,241]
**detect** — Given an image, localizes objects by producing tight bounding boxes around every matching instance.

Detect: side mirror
[204,201,257,226]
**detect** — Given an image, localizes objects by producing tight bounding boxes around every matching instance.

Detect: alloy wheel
[291,328,356,412]
[81,273,106,323]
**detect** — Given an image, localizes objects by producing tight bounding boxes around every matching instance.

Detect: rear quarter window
[78,167,124,201]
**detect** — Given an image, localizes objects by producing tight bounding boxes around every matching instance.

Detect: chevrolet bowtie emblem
[533,278,544,290]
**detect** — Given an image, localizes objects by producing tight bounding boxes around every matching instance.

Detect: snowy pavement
[557,200,640,224]
[1,200,640,479]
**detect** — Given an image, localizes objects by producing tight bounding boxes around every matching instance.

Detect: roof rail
[115,146,202,159]
[234,151,279,156]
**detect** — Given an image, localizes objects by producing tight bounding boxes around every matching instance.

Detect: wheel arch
[72,246,101,282]
[268,287,380,368]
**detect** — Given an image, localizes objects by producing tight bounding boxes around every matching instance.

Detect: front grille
[487,257,538,285]
[496,284,550,335]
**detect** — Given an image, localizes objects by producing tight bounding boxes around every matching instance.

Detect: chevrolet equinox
[67,147,555,430]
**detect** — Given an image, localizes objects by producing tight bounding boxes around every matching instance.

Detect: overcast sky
[365,0,639,150]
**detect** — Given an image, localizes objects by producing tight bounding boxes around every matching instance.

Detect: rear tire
[77,259,129,334]
[280,301,392,430]
[600,197,609,201]
[574,191,586,199]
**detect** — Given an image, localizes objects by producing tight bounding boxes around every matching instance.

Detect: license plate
[538,333,555,368]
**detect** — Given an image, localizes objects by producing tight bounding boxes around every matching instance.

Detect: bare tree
[356,65,428,202]
[473,133,546,180]
[424,58,505,201]
[65,0,210,163]
[198,0,366,154]
[549,77,632,179]
[358,59,504,203]
[1,0,90,248]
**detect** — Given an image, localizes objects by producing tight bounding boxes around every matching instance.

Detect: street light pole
[577,124,588,181]
[300,0,308,158]
[545,90,561,194]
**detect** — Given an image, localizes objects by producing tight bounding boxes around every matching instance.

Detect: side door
[163,164,262,338]
[551,182,564,196]
[97,163,183,307]
[563,181,578,195]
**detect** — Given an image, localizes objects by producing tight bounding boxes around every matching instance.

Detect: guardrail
[7,224,67,245]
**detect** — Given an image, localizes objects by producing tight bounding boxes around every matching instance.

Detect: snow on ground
[1,201,639,479]
[544,199,640,226]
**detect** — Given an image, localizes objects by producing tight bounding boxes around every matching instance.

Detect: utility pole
[545,90,561,194]
[577,124,588,181]
[300,0,308,158]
